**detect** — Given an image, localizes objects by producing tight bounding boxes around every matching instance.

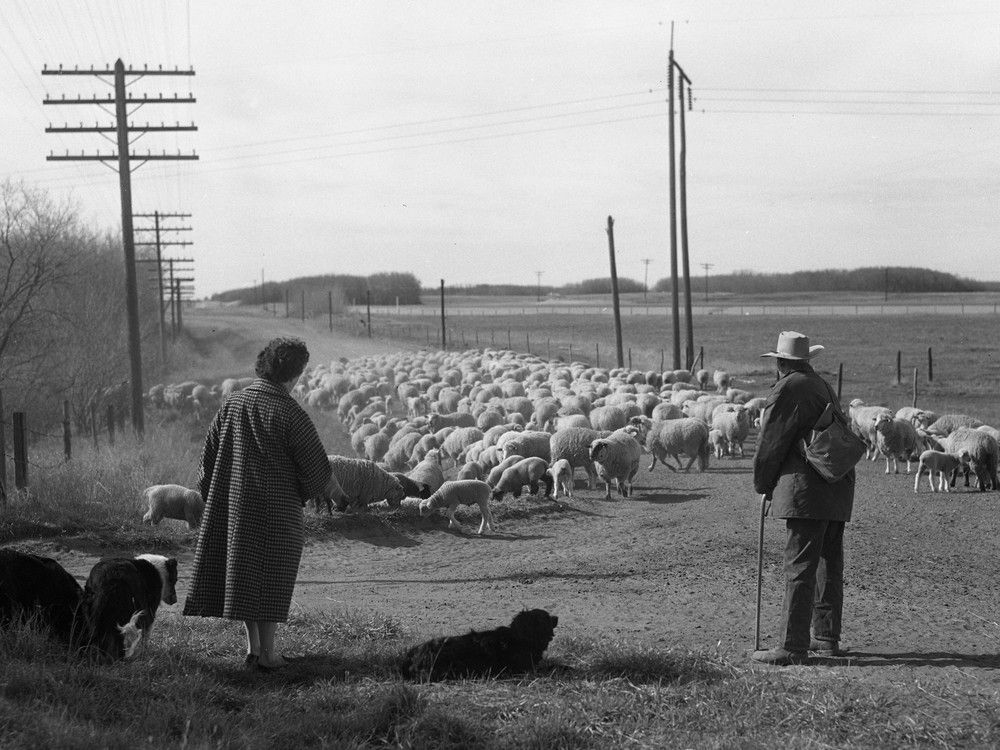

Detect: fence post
[507,328,511,349]
[63,400,72,461]
[895,350,902,385]
[628,347,632,370]
[0,390,6,506]
[91,403,99,451]
[660,349,665,371]
[107,406,116,447]
[596,342,600,367]
[837,362,843,401]
[927,347,933,382]
[912,367,918,408]
[526,331,530,354]
[699,346,705,371]
[475,330,479,347]
[568,343,572,361]
[12,412,27,490]
[547,338,551,359]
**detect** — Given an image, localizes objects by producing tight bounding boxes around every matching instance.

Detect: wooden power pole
[667,48,681,370]
[607,216,625,369]
[43,60,198,436]
[134,211,193,366]
[676,61,694,369]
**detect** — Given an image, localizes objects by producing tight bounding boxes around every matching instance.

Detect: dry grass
[2,609,999,749]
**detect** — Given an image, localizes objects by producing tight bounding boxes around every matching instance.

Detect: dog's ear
[166,558,178,586]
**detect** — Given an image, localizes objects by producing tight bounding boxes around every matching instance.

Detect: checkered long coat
[183,379,331,622]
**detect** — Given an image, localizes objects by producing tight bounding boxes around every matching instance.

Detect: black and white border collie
[0,548,83,643]
[78,554,178,660]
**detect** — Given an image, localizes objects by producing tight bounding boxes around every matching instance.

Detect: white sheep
[712,406,751,457]
[913,449,969,493]
[500,430,552,462]
[407,449,446,494]
[456,460,484,481]
[873,414,921,474]
[548,426,610,491]
[419,480,495,535]
[848,400,893,459]
[548,458,574,498]
[486,454,524,487]
[589,431,642,500]
[708,428,727,459]
[491,457,553,500]
[713,370,731,394]
[141,484,204,529]
[939,428,999,491]
[326,456,406,511]
[646,417,710,472]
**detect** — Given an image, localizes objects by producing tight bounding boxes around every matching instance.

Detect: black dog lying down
[0,548,83,643]
[401,608,558,680]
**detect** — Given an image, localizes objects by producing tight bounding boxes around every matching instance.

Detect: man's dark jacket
[753,363,855,521]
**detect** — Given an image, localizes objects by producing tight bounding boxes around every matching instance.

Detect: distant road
[349,302,1000,317]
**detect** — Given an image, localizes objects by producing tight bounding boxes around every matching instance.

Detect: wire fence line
[349,302,1000,318]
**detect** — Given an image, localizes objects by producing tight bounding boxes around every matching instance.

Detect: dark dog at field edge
[400,608,558,680]
[76,554,178,661]
[0,548,83,643]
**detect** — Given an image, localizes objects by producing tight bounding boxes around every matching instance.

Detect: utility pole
[884,267,889,302]
[439,279,446,349]
[535,271,543,303]
[43,61,198,437]
[606,216,625,369]
[677,61,694,369]
[700,262,714,302]
[134,211,192,366]
[140,257,194,339]
[667,44,681,370]
[641,258,653,303]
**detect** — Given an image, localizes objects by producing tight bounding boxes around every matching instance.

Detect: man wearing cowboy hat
[752,331,855,665]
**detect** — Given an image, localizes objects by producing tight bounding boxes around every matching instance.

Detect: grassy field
[3,305,1000,748]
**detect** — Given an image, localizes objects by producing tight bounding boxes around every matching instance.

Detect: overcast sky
[3,1,998,297]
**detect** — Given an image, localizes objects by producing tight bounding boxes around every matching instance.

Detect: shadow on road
[633,491,709,504]
[830,651,1000,669]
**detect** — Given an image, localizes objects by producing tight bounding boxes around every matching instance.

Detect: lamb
[589,431,642,500]
[712,406,751,458]
[713,370,731,394]
[548,426,610,491]
[407,449,446,495]
[141,484,204,530]
[419,480,495,534]
[500,430,552,462]
[913,449,969,493]
[486,454,525,487]
[491,457,554,501]
[548,458,574,498]
[872,414,921,474]
[709,428,727,459]
[646,417,711,472]
[939,428,999,491]
[326,456,407,511]
[695,368,711,390]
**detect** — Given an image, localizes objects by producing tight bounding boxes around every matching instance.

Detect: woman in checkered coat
[183,337,332,670]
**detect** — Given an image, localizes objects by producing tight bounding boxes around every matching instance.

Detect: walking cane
[754,493,768,652]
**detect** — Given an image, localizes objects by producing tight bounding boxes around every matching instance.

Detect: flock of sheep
[142,348,1000,534]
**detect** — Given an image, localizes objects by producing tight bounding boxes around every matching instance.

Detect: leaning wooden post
[896,350,902,385]
[606,216,625,368]
[12,412,27,490]
[63,400,72,461]
[568,343,573,361]
[837,362,844,401]
[699,346,705,371]
[912,367,919,408]
[107,406,116,447]
[660,349,665,371]
[927,347,933,382]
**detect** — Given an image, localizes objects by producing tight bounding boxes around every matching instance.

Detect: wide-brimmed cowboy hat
[760,331,824,360]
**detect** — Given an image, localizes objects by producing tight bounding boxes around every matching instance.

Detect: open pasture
[3,305,1000,748]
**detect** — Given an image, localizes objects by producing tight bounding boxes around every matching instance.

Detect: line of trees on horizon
[212,266,996,304]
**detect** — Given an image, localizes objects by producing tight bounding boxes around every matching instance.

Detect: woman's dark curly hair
[255,337,310,384]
